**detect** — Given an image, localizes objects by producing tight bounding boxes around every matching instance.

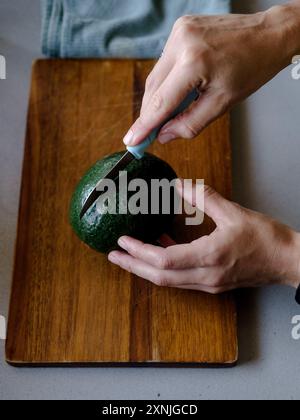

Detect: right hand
[123,4,300,146]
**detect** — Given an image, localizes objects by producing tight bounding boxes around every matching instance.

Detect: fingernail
[108,252,119,264]
[158,132,176,144]
[123,129,134,146]
[118,237,128,249]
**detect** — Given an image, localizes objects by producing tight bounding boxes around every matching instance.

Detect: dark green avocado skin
[70,152,177,254]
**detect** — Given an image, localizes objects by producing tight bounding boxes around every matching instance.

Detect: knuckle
[181,119,199,139]
[182,45,207,67]
[145,74,154,91]
[156,251,173,270]
[174,15,194,37]
[136,115,150,131]
[201,246,227,267]
[198,255,213,267]
[221,95,232,112]
[153,273,169,287]
[204,185,217,199]
[223,207,245,230]
[179,47,198,69]
[125,261,134,274]
[150,91,164,112]
[212,249,227,266]
[214,90,232,114]
[160,276,171,287]
[174,15,191,30]
[210,287,224,295]
[231,202,245,218]
[211,275,224,288]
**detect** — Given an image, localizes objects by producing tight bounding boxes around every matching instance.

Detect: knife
[80,88,199,219]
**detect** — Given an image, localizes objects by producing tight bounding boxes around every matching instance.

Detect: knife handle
[127,88,199,160]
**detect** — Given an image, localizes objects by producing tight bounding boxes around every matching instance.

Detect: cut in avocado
[70,152,178,254]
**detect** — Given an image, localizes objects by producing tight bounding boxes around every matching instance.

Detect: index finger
[123,65,200,147]
[141,55,174,115]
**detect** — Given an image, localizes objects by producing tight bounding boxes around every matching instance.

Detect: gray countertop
[0,0,299,400]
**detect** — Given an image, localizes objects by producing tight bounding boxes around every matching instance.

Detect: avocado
[69,152,178,254]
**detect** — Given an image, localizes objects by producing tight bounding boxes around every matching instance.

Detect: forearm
[266,2,300,290]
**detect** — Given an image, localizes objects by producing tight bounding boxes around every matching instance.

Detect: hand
[108,182,300,294]
[123,3,300,146]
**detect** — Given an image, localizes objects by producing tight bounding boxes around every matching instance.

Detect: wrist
[265,2,300,66]
[281,231,300,289]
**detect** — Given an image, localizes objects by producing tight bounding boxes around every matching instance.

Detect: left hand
[108,181,300,294]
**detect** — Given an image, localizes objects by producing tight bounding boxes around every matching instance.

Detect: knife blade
[79,151,134,219]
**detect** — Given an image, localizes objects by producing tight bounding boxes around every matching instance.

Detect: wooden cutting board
[6,59,237,366]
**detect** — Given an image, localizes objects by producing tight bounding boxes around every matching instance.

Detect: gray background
[0,0,299,400]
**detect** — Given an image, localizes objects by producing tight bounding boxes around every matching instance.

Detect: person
[108,1,300,298]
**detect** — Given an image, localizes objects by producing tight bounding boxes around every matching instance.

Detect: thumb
[176,180,234,225]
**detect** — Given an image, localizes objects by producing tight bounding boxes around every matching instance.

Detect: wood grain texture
[6,59,237,366]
